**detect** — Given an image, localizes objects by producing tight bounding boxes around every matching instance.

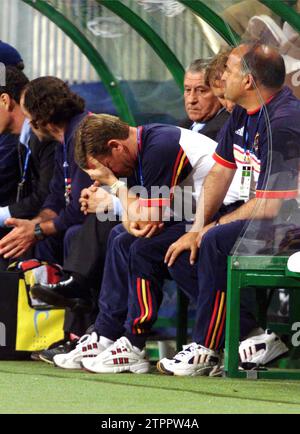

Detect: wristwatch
[34,223,45,241]
[110,180,126,196]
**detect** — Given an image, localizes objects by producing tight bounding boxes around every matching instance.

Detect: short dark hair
[15,61,25,71]
[22,76,85,127]
[75,114,130,169]
[241,43,285,89]
[0,66,29,103]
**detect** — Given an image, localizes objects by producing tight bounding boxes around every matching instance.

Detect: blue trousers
[34,225,82,265]
[95,220,257,349]
[35,225,86,336]
[95,221,197,345]
[170,220,257,349]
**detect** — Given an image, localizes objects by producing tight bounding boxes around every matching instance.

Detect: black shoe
[38,339,79,365]
[31,351,43,361]
[30,276,93,313]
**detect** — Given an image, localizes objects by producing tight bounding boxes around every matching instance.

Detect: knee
[109,224,125,240]
[111,228,135,254]
[168,250,191,280]
[128,238,158,276]
[201,226,219,247]
[64,224,82,242]
[201,221,242,256]
[130,237,149,256]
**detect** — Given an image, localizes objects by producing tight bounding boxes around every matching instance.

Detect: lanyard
[63,141,71,206]
[16,146,32,203]
[21,147,32,184]
[136,126,144,187]
[243,108,263,160]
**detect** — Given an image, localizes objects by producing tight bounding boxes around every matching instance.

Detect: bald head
[222,43,286,109]
[235,43,286,89]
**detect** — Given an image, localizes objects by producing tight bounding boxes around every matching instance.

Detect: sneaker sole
[31,285,92,312]
[156,361,174,376]
[38,354,55,365]
[31,353,42,362]
[82,361,150,374]
[53,359,83,370]
[156,360,216,376]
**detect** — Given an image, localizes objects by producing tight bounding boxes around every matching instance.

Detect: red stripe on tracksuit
[146,280,153,324]
[215,304,226,349]
[205,291,221,348]
[133,278,145,334]
[132,278,153,335]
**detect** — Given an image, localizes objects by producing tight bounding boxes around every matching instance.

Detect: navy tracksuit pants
[171,220,257,350]
[35,224,82,265]
[95,220,257,349]
[94,221,194,344]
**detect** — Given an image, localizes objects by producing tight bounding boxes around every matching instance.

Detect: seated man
[37,56,232,301]
[0,67,56,270]
[0,77,94,340]
[0,42,26,212]
[181,58,230,138]
[205,50,235,114]
[44,114,242,372]
[28,57,233,362]
[0,77,91,265]
[156,43,299,376]
[53,44,299,375]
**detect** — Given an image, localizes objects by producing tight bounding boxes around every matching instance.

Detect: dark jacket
[0,133,19,207]
[42,112,91,233]
[180,108,230,141]
[9,134,57,219]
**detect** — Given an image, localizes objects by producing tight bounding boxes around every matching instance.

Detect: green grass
[1,361,300,414]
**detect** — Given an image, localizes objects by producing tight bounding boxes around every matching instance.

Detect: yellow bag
[16,279,64,352]
[0,260,65,358]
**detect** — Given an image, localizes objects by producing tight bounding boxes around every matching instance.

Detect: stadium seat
[225,255,300,379]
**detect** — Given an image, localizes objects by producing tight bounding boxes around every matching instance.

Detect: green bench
[225,255,300,379]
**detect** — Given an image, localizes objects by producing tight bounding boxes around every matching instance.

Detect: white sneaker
[239,329,289,367]
[53,332,106,369]
[287,251,300,273]
[81,336,150,374]
[157,342,220,376]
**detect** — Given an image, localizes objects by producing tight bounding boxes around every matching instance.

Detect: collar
[215,107,226,116]
[191,122,206,132]
[64,111,88,144]
[19,118,31,148]
[247,93,276,115]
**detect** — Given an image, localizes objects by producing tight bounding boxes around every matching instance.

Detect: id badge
[239,164,252,200]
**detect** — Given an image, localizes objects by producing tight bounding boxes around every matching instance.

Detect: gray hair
[186,58,212,74]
